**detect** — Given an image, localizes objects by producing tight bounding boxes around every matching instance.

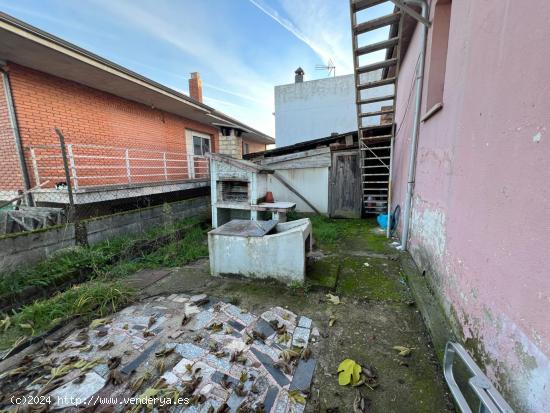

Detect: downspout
[1,63,33,206]
[400,0,429,251]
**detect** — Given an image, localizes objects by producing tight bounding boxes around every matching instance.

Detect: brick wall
[3,63,220,189]
[0,71,24,194]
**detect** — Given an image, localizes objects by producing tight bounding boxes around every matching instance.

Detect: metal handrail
[444,342,515,413]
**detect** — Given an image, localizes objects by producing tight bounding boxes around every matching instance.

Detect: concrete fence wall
[0,196,210,270]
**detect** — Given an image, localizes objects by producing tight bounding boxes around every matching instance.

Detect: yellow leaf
[326,294,341,305]
[338,359,362,386]
[393,345,413,357]
[288,389,306,404]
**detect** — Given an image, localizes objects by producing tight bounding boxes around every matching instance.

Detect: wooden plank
[355,37,400,56]
[271,172,321,215]
[329,150,361,218]
[351,0,388,12]
[353,12,401,35]
[357,77,396,90]
[260,147,331,165]
[359,109,395,117]
[357,94,395,105]
[357,58,397,74]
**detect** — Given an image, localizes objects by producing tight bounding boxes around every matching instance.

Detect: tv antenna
[315,58,336,77]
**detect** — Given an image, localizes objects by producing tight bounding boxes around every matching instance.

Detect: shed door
[329,150,361,218]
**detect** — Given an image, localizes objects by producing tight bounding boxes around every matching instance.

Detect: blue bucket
[377,213,388,229]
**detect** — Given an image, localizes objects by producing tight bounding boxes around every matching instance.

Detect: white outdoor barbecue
[209,153,296,227]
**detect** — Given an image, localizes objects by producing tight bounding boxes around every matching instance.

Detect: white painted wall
[267,168,329,214]
[274,75,356,147]
[274,71,393,147]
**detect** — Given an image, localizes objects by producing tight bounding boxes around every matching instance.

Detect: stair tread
[357,77,396,90]
[357,58,398,74]
[355,37,400,56]
[359,109,395,117]
[357,94,395,105]
[351,0,388,12]
[353,12,401,35]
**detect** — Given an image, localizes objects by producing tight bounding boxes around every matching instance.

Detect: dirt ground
[138,220,456,413]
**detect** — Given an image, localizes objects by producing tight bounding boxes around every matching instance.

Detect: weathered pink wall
[391,1,550,411]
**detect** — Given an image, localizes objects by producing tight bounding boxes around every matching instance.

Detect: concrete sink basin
[208,218,312,284]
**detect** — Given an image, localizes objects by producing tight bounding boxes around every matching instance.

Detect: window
[193,136,210,156]
[242,142,250,155]
[425,0,452,111]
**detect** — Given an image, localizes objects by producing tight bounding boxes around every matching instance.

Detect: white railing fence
[26,143,209,191]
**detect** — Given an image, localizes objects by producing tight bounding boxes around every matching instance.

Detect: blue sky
[0,0,366,136]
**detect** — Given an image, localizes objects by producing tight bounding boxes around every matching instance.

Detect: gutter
[400,0,430,250]
[0,12,274,145]
[1,63,33,205]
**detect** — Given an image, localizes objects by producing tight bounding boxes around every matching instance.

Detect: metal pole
[55,128,75,208]
[163,152,168,181]
[29,147,40,186]
[401,0,429,250]
[67,144,79,190]
[1,66,33,205]
[125,149,131,184]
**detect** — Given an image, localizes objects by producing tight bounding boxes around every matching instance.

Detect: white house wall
[267,168,329,214]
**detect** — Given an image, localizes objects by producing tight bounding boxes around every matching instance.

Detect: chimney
[294,67,304,83]
[189,72,203,102]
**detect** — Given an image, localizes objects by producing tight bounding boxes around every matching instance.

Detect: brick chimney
[189,72,203,102]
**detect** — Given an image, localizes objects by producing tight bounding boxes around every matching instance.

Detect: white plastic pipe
[401,0,429,251]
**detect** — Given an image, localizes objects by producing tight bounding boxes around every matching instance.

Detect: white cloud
[248,0,353,75]
[92,0,275,135]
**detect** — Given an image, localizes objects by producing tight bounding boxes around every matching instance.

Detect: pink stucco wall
[391,1,550,411]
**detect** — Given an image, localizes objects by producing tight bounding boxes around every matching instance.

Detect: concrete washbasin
[208,218,312,284]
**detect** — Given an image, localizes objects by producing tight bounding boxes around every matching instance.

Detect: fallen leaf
[239,371,248,382]
[90,318,109,329]
[207,322,223,333]
[288,389,306,405]
[326,294,341,305]
[338,359,362,386]
[108,356,121,370]
[353,390,370,413]
[393,346,412,357]
[99,341,114,351]
[329,315,337,327]
[108,369,124,385]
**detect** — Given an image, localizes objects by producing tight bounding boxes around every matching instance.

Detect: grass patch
[0,216,208,351]
[0,281,134,350]
[0,216,205,297]
[105,224,209,278]
[337,256,410,301]
[291,214,391,254]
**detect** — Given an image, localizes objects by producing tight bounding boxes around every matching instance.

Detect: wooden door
[329,150,361,218]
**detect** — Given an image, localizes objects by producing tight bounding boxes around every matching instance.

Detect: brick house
[0,12,273,206]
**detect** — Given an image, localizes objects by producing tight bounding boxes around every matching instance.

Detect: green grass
[0,215,208,351]
[0,216,205,297]
[0,281,134,350]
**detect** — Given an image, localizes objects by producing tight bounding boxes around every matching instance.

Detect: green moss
[337,256,410,301]
[306,255,340,289]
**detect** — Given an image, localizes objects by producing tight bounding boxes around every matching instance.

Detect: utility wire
[395,52,421,139]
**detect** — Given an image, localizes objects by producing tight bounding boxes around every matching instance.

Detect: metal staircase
[349,0,403,217]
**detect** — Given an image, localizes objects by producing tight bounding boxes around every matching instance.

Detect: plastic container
[377,213,388,230]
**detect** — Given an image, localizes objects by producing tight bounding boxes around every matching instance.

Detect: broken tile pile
[0,294,319,413]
